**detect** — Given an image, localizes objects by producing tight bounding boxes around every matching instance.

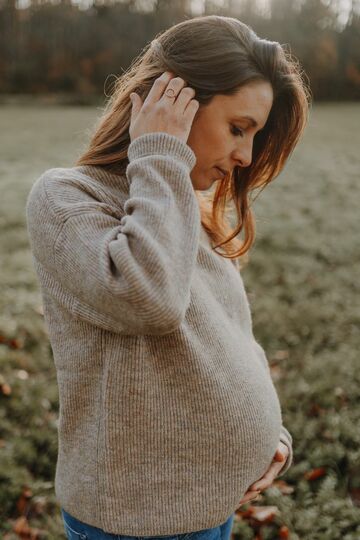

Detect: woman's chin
[190,171,219,191]
[192,180,215,191]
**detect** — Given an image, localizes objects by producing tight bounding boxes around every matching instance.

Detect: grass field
[0,102,359,539]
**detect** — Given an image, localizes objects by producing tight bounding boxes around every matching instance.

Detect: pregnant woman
[26,14,310,540]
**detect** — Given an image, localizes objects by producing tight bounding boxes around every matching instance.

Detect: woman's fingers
[129,70,199,144]
[238,490,261,505]
[274,448,286,463]
[142,71,175,107]
[130,93,142,121]
[238,444,290,507]
[250,470,276,491]
[249,461,284,491]
[158,76,187,105]
[174,86,196,112]
[247,444,289,492]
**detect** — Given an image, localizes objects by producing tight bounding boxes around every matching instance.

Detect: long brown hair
[75,15,311,268]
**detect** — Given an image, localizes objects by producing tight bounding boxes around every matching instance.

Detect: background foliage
[0,0,359,101]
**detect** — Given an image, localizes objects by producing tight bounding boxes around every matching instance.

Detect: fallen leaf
[12,515,43,539]
[34,305,44,316]
[273,350,289,360]
[17,370,29,380]
[13,516,31,535]
[9,338,23,349]
[308,403,326,417]
[304,467,327,481]
[273,479,295,494]
[250,505,279,523]
[16,485,33,514]
[32,495,47,515]
[279,525,290,538]
[1,383,12,395]
[269,365,283,381]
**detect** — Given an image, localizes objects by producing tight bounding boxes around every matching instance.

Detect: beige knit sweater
[26,132,293,536]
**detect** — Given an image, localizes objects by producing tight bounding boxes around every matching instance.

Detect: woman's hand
[129,71,199,144]
[237,441,289,506]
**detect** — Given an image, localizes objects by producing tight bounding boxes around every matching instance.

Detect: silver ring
[165,88,176,98]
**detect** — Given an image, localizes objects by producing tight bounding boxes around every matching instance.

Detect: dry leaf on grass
[304,467,327,481]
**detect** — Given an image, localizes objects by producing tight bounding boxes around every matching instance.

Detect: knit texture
[26,132,293,536]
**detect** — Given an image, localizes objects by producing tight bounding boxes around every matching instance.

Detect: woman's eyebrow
[233,115,267,132]
[233,115,258,128]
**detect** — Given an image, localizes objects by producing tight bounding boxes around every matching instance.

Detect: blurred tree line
[0,0,359,101]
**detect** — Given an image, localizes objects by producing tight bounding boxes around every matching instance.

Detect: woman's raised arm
[26,132,201,335]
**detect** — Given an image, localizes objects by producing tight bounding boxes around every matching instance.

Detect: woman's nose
[232,142,253,168]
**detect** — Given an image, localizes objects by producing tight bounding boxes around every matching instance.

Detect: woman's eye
[231,125,244,137]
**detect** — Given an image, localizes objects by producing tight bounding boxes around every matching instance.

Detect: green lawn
[0,102,359,539]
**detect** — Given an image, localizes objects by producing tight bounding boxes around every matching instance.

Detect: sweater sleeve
[252,337,294,476]
[26,132,201,335]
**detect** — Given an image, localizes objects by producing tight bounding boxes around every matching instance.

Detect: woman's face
[187,80,274,191]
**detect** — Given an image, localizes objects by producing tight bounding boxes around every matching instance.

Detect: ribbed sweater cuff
[127,132,196,170]
[278,425,294,476]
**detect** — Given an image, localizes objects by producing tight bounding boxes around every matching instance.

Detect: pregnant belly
[99,324,283,502]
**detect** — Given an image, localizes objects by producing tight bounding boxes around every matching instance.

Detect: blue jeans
[61,508,235,540]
